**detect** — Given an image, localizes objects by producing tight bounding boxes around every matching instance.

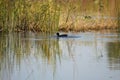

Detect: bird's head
[56,32,59,36]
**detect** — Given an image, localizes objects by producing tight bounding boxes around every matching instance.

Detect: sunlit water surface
[0,31,120,80]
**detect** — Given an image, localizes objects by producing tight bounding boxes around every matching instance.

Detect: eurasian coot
[56,32,68,37]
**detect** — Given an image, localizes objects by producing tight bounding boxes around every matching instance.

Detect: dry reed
[0,0,120,32]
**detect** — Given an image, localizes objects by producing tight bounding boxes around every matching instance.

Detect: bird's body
[56,33,68,37]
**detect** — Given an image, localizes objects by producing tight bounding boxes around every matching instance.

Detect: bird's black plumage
[56,32,68,37]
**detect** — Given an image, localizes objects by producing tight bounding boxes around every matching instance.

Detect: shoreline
[0,26,119,33]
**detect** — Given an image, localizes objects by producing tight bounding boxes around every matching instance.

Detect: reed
[0,0,120,32]
[0,0,60,33]
[116,0,120,31]
[58,0,119,32]
[118,12,120,31]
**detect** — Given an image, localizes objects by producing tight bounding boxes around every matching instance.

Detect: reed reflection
[0,32,120,80]
[107,41,120,70]
[0,32,62,80]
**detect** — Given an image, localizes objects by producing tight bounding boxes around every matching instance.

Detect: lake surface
[0,31,120,80]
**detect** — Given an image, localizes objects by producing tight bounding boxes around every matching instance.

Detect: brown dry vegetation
[59,16,118,32]
[0,0,120,32]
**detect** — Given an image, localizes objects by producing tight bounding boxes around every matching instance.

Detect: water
[0,31,120,80]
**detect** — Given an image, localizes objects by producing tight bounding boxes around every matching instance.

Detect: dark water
[0,31,120,80]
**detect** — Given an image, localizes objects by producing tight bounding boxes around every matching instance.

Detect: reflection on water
[0,31,120,80]
[107,42,120,70]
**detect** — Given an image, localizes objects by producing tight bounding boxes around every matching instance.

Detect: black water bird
[56,32,68,37]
